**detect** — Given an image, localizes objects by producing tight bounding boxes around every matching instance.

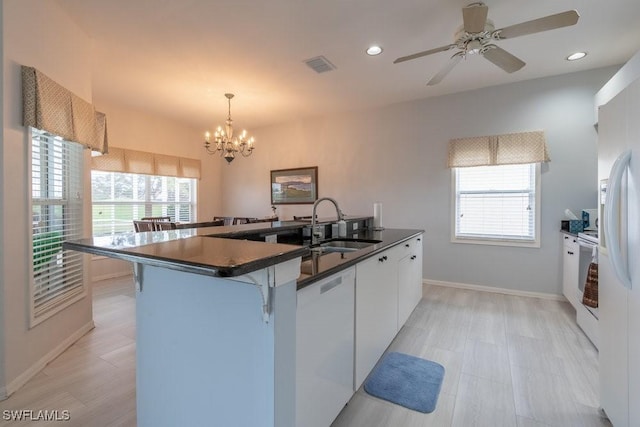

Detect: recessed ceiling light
[366,45,383,56]
[566,52,587,61]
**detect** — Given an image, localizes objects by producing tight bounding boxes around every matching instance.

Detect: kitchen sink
[310,238,382,254]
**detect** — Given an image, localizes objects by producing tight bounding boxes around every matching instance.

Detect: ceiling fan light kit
[394,2,580,85]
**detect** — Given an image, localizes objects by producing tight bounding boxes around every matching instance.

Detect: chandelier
[204,93,255,164]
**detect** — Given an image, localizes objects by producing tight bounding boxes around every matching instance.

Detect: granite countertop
[64,222,309,278]
[64,218,423,285]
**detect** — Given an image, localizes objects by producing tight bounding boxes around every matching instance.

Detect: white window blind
[31,129,85,320]
[454,163,539,245]
[91,171,197,236]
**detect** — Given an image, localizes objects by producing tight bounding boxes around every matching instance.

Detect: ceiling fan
[394,2,580,86]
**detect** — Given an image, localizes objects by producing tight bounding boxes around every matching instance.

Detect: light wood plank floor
[0,278,610,427]
[333,284,610,427]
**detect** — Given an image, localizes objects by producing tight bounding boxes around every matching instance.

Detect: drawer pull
[567,251,574,255]
[405,244,410,247]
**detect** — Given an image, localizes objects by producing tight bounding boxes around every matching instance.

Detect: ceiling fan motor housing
[454,20,495,55]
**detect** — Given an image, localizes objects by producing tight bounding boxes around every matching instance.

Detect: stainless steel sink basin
[310,238,382,254]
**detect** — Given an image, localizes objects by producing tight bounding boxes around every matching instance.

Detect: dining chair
[133,220,158,232]
[154,221,177,231]
[141,216,171,222]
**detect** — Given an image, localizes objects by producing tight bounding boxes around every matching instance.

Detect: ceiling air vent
[304,56,336,73]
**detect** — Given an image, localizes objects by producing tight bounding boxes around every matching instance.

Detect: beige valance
[448,130,549,168]
[92,147,201,179]
[22,66,108,153]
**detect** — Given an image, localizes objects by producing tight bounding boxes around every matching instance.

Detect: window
[453,163,540,247]
[91,171,197,236]
[31,128,86,323]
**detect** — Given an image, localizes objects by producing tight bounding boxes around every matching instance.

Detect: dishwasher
[296,267,355,427]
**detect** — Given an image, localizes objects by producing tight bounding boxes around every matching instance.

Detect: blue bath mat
[364,352,445,413]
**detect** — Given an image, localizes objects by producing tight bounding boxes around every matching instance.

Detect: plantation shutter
[31,129,85,318]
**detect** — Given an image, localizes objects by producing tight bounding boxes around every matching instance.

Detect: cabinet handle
[411,255,416,260]
[383,255,388,261]
[417,238,421,242]
[378,257,385,262]
[564,235,569,240]
[405,244,410,247]
[567,251,574,255]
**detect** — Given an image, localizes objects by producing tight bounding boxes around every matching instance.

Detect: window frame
[29,128,87,327]
[450,163,541,248]
[90,170,198,237]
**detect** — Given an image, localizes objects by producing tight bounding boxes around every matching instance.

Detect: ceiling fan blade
[482,45,525,73]
[496,10,579,39]
[462,2,489,33]
[427,53,463,86]
[393,44,457,64]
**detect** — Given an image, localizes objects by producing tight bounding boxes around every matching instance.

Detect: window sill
[451,236,540,248]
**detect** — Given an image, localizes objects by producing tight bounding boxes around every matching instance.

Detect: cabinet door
[561,235,579,307]
[355,251,398,389]
[398,235,424,328]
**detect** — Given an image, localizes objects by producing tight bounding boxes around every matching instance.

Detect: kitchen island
[65,220,423,427]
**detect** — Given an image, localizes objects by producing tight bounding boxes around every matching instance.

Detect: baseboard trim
[1,320,95,400]
[423,279,566,301]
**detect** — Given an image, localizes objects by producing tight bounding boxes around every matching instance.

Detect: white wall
[89,100,224,280]
[0,0,5,395]
[1,0,94,396]
[223,66,618,295]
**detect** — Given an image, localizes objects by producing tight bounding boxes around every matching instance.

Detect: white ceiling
[56,0,640,131]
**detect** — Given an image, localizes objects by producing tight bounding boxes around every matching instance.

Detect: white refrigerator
[597,73,640,427]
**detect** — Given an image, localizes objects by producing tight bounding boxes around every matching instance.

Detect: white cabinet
[354,250,398,389]
[398,235,423,327]
[562,233,579,307]
[296,268,355,427]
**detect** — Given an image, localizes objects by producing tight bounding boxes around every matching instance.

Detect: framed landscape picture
[270,166,318,205]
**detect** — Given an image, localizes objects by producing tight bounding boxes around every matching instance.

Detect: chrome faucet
[311,197,344,245]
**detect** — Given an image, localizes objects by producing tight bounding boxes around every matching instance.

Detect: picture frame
[270,166,318,205]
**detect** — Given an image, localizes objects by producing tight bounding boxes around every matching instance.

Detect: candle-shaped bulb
[205,131,210,142]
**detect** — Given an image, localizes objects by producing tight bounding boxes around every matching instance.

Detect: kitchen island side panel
[135,264,296,427]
